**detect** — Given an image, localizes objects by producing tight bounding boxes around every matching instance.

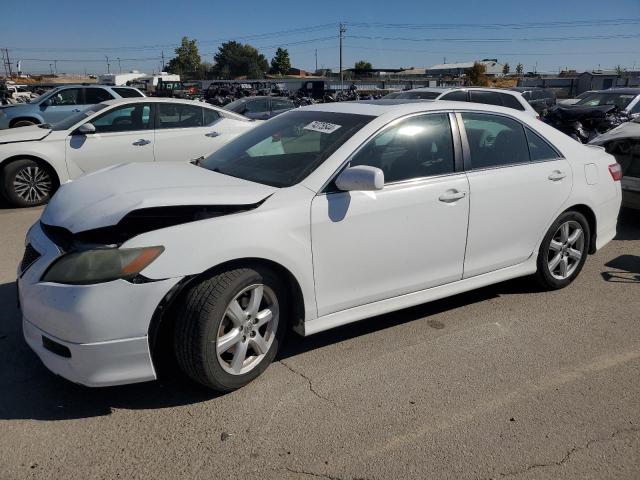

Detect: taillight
[608,163,622,181]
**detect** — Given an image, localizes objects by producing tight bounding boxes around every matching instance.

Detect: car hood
[0,125,51,143]
[589,121,640,145]
[41,162,277,233]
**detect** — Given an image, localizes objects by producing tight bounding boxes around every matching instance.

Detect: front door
[459,112,573,277]
[40,88,84,124]
[311,112,470,316]
[66,102,154,173]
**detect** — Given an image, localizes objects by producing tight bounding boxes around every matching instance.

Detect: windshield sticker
[303,121,342,134]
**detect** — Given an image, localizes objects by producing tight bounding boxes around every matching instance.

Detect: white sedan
[19,101,621,391]
[0,98,257,207]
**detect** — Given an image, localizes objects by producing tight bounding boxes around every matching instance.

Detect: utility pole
[315,49,318,72]
[4,48,13,77]
[53,59,57,74]
[161,50,165,71]
[339,22,346,85]
[105,55,110,74]
[49,63,54,76]
[117,57,122,73]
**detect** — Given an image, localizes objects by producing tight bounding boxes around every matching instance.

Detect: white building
[426,59,505,77]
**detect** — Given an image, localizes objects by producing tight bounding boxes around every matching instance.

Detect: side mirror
[77,123,96,134]
[335,165,384,192]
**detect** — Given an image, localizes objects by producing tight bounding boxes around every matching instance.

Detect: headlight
[42,246,164,285]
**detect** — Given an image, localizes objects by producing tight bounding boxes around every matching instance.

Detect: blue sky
[1,0,639,75]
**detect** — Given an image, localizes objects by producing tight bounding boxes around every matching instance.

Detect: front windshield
[201,110,374,187]
[50,104,108,131]
[576,92,637,109]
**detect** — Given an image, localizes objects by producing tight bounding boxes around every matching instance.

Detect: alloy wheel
[13,165,53,203]
[547,220,584,280]
[215,284,279,375]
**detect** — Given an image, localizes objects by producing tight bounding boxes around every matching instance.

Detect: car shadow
[614,207,640,241]
[601,255,640,284]
[0,208,636,421]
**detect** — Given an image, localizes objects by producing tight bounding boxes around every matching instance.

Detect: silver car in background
[0,85,144,129]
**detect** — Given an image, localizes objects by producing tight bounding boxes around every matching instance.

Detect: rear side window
[271,98,294,110]
[500,93,526,111]
[462,113,530,169]
[350,113,455,183]
[113,87,144,98]
[157,103,204,129]
[441,90,468,102]
[245,99,269,113]
[526,128,559,161]
[84,88,114,104]
[469,91,503,107]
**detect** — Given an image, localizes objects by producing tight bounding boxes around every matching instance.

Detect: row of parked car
[0,82,638,210]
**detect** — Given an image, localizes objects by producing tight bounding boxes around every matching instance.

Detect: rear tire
[535,211,590,290]
[1,159,56,207]
[174,267,287,392]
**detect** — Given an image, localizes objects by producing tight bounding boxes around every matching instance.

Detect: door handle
[548,170,567,181]
[438,190,467,203]
[205,131,220,137]
[132,139,151,146]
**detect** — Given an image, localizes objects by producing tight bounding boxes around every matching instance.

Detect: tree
[467,62,488,86]
[354,60,372,71]
[167,37,201,75]
[515,63,524,76]
[615,64,626,76]
[270,48,291,75]
[213,41,269,79]
[502,63,510,75]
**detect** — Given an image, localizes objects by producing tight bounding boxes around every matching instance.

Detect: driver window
[90,104,152,133]
[349,113,455,183]
[47,88,82,106]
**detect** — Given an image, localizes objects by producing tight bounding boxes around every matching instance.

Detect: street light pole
[105,55,110,74]
[117,57,122,73]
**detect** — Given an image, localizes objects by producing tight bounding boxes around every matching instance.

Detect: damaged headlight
[42,246,164,285]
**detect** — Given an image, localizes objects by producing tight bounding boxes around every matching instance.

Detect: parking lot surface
[0,205,638,480]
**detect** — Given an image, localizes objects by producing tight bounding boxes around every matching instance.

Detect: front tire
[1,159,56,207]
[11,119,37,128]
[174,267,287,392]
[535,211,590,290]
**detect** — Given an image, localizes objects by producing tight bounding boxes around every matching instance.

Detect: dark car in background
[223,95,296,120]
[510,87,556,114]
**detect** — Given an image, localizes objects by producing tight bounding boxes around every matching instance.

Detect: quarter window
[350,113,455,183]
[91,103,152,133]
[158,103,204,129]
[462,113,530,169]
[526,128,559,161]
[203,108,220,125]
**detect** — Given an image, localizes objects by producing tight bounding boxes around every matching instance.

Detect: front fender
[122,185,318,321]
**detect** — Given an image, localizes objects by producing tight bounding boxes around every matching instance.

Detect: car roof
[98,97,250,120]
[300,99,533,119]
[406,87,450,93]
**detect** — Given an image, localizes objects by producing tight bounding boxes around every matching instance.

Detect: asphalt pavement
[0,205,638,480]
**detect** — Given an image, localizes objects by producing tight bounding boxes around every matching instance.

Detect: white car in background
[0,98,257,207]
[394,87,540,118]
[19,101,620,392]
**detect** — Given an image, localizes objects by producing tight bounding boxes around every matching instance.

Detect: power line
[346,32,640,44]
[345,18,640,30]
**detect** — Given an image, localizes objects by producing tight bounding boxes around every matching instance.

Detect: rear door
[459,111,572,277]
[65,102,154,173]
[153,103,237,162]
